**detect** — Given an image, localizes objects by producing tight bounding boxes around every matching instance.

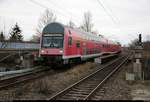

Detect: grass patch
[142,80,150,86]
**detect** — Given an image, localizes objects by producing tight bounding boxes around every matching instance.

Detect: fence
[0,41,40,49]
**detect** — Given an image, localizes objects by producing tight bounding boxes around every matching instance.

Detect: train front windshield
[42,34,63,48]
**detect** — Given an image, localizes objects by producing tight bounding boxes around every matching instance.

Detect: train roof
[43,22,99,37]
[43,22,120,45]
[42,22,64,34]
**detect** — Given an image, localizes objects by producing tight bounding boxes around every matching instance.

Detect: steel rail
[0,66,49,90]
[84,55,129,100]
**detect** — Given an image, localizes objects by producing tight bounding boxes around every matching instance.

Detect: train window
[102,44,105,48]
[68,37,72,47]
[102,44,110,48]
[76,40,80,48]
[42,36,63,48]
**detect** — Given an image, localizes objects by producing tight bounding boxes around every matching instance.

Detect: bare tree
[31,9,57,42]
[143,41,150,51]
[0,31,5,41]
[68,20,76,28]
[0,31,8,48]
[79,11,94,32]
[128,39,139,49]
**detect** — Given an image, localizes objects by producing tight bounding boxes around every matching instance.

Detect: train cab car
[40,23,64,65]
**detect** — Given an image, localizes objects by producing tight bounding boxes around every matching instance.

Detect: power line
[95,0,122,38]
[30,0,48,9]
[29,0,81,24]
[30,0,67,18]
[101,0,121,25]
[96,0,118,26]
[96,0,135,37]
[45,0,81,23]
[97,0,125,33]
[96,0,132,41]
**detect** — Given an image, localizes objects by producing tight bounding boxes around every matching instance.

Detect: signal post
[126,34,144,81]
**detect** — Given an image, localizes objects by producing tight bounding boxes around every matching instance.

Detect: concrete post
[133,45,143,80]
[94,57,102,64]
[133,59,142,80]
[21,54,34,68]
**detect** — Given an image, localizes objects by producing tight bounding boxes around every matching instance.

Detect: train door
[76,40,80,55]
[82,42,87,55]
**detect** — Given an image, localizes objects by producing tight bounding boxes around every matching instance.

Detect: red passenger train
[39,22,121,65]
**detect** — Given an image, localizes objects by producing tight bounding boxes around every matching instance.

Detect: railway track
[49,55,129,100]
[0,66,50,90]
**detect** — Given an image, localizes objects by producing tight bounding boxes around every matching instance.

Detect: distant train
[39,22,121,65]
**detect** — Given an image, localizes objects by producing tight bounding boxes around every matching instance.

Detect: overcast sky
[0,0,150,45]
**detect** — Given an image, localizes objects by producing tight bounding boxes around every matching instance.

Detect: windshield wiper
[50,43,54,47]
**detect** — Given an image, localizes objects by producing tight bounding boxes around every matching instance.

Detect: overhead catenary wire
[96,0,135,43]
[96,0,118,26]
[104,1,121,23]
[96,0,125,37]
[45,0,82,24]
[29,0,81,24]
[29,0,69,18]
[95,0,121,39]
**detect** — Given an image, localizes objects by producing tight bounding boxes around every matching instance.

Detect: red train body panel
[39,22,121,64]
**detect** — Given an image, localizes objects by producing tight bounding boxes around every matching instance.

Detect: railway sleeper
[63,93,88,97]
[76,83,98,86]
[76,81,100,85]
[68,91,90,95]
[95,92,105,96]
[60,96,85,100]
[92,95,103,100]
[71,88,93,92]
[90,93,105,100]
[74,87,96,91]
[87,79,103,82]
[74,85,97,90]
[69,90,88,94]
[68,90,91,95]
[75,84,100,88]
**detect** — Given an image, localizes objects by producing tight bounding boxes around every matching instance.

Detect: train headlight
[59,50,63,53]
[41,50,44,53]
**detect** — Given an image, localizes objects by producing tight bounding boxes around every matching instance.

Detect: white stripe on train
[62,51,118,60]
